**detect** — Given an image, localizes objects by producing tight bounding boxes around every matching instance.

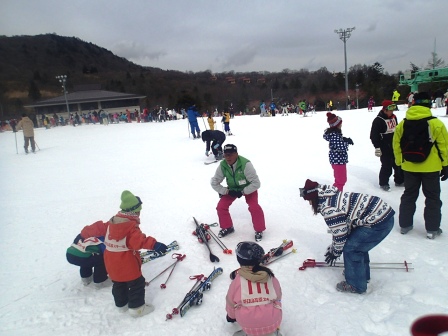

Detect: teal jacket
[393,105,448,172]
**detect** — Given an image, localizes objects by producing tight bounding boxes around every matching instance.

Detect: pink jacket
[226,274,282,336]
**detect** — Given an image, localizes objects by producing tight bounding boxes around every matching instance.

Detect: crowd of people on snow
[59,89,448,336]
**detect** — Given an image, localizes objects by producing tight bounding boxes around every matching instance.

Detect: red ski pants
[216,190,266,232]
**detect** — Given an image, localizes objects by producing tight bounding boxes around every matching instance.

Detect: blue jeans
[342,217,394,293]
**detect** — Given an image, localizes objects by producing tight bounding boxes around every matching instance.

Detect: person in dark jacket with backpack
[370,100,404,191]
[393,92,448,239]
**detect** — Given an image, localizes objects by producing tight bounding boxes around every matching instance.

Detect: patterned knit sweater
[317,185,395,256]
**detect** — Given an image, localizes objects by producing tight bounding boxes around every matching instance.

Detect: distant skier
[187,105,201,138]
[202,130,226,160]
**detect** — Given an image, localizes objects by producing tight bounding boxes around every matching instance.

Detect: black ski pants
[66,253,108,283]
[379,153,404,186]
[112,275,146,308]
[399,171,442,232]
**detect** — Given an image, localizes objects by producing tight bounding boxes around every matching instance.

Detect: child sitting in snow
[226,241,282,336]
[323,112,354,191]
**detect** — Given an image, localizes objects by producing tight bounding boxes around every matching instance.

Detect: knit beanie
[326,112,342,128]
[300,179,319,201]
[236,241,265,266]
[120,190,142,212]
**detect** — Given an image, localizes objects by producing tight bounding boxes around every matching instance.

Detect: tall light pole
[355,83,360,109]
[334,27,355,110]
[56,75,70,115]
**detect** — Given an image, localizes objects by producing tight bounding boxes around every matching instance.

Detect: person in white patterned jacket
[299,179,395,294]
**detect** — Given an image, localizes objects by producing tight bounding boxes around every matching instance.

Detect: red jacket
[80,213,157,282]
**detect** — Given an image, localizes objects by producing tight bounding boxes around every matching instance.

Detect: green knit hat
[120,190,142,212]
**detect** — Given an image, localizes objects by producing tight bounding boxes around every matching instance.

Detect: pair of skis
[166,267,223,320]
[192,217,225,263]
[140,240,180,264]
[200,222,232,254]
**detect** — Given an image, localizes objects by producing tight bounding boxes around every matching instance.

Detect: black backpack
[400,116,435,163]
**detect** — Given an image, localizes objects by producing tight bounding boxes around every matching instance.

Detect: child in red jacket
[80,190,168,317]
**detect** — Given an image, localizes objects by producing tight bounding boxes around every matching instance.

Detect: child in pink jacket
[226,242,283,336]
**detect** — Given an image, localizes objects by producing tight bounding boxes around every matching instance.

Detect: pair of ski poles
[145,253,186,288]
[201,222,232,254]
[298,258,413,271]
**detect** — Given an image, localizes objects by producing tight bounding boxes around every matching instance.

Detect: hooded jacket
[80,213,157,282]
[392,105,448,172]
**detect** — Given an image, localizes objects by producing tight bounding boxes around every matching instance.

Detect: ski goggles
[386,104,397,111]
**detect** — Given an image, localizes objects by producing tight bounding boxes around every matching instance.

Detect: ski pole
[298,258,413,271]
[265,248,297,265]
[14,131,18,154]
[202,223,232,254]
[160,253,187,289]
[145,253,186,286]
[34,140,40,151]
[201,115,207,130]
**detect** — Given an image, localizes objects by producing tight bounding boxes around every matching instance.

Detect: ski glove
[153,242,168,254]
[324,251,338,266]
[343,137,354,145]
[228,190,243,198]
[213,143,220,149]
[226,314,237,323]
[375,148,382,157]
[441,166,448,181]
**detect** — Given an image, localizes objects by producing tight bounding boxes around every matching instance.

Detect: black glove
[228,190,243,198]
[343,137,354,145]
[226,314,237,323]
[324,251,338,266]
[153,242,168,254]
[441,166,448,181]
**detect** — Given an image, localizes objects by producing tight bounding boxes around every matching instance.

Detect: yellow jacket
[392,90,400,102]
[393,105,448,172]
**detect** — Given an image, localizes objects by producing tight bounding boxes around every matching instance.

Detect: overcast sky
[1,0,447,74]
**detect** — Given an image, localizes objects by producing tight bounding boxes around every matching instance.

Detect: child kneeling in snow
[226,241,282,336]
[79,190,168,317]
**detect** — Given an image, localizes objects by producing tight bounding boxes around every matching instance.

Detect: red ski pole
[145,253,186,286]
[160,253,187,289]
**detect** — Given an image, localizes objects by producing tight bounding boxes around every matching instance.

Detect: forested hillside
[0,34,412,118]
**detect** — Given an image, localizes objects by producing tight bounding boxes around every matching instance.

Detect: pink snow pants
[216,190,266,232]
[332,164,347,191]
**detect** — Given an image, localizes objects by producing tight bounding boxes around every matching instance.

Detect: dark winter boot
[218,227,235,238]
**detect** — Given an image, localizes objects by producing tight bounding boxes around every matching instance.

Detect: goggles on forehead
[386,104,396,111]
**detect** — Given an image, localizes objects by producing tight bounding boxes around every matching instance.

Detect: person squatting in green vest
[210,144,266,242]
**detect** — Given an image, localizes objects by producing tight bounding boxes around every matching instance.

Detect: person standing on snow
[392,89,400,110]
[269,101,276,117]
[15,113,36,153]
[367,96,375,112]
[187,105,201,138]
[299,179,395,294]
[78,190,168,317]
[211,144,266,242]
[202,129,226,160]
[260,101,267,117]
[222,109,233,135]
[370,100,404,191]
[226,241,283,336]
[207,112,216,130]
[323,112,354,191]
[392,92,448,239]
